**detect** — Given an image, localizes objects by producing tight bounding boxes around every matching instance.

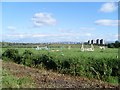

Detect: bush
[2,49,23,64]
[46,59,57,70]
[22,50,34,67]
[13,54,22,64]
[32,55,43,67]
[41,55,57,70]
[2,49,19,61]
[62,60,70,69]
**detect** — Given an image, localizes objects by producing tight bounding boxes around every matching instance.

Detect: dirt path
[2,61,119,88]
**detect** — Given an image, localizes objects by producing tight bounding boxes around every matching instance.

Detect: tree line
[107,41,120,48]
[1,41,120,48]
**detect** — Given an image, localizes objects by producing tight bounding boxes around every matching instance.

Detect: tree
[114,41,120,48]
[107,43,114,48]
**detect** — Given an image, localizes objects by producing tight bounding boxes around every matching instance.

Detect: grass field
[2,46,118,60]
[1,46,120,85]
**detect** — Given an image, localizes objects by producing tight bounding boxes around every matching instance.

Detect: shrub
[13,54,22,64]
[32,55,42,67]
[41,55,57,70]
[22,50,34,67]
[2,49,22,64]
[61,60,70,69]
[46,59,57,70]
[2,49,19,61]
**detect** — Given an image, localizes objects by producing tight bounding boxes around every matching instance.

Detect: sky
[1,2,119,43]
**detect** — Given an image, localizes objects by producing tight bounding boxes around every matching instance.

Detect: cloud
[7,26,16,31]
[3,33,118,43]
[100,2,117,13]
[32,34,48,37]
[105,34,118,41]
[5,33,29,39]
[114,34,120,38]
[85,33,92,36]
[80,27,96,30]
[3,32,92,41]
[4,33,47,39]
[32,12,57,27]
[95,19,120,26]
[58,28,74,33]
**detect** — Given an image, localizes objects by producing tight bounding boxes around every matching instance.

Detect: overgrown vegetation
[2,47,120,85]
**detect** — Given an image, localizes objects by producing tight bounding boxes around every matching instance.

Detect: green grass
[2,47,118,59]
[106,76,119,85]
[0,66,2,89]
[1,46,119,85]
[2,68,35,88]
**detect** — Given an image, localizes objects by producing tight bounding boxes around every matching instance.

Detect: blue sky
[2,2,119,43]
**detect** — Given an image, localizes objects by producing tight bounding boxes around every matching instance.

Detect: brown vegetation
[2,61,119,88]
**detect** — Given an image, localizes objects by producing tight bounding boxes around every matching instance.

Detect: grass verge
[2,68,35,88]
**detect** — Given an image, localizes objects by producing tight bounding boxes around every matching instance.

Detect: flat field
[1,45,120,86]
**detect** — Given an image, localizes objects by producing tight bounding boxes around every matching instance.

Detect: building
[100,39,105,45]
[96,39,100,45]
[87,39,105,45]
[91,40,95,44]
[88,40,91,44]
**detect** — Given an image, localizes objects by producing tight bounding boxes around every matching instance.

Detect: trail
[2,61,119,88]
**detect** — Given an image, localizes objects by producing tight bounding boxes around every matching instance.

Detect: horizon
[2,2,118,43]
[1,39,117,44]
